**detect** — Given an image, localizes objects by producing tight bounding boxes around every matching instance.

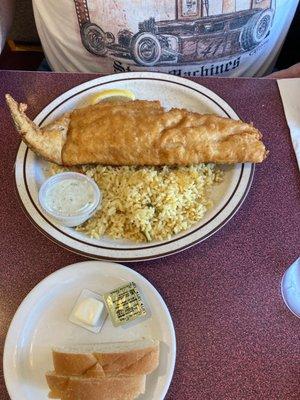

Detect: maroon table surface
[0,71,300,400]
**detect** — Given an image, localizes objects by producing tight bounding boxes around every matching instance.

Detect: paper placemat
[277,79,300,170]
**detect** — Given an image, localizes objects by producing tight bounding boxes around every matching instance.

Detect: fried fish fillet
[6,94,267,165]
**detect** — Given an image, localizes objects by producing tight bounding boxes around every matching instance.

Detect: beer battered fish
[6,94,268,165]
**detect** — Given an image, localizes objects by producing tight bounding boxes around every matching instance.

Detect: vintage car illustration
[74,0,275,66]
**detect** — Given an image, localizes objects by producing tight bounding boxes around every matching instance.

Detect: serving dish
[4,261,176,400]
[14,71,254,261]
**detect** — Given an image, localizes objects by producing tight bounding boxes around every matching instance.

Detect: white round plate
[281,257,300,319]
[4,261,176,400]
[15,72,254,261]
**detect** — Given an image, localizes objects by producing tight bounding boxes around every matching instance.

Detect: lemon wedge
[88,89,135,104]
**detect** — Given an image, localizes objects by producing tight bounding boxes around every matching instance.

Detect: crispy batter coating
[6,94,268,165]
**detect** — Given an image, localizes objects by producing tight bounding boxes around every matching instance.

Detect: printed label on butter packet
[104,282,147,327]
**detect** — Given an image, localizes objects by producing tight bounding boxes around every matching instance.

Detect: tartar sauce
[45,178,95,216]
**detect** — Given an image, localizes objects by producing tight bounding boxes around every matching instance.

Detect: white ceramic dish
[14,71,254,261]
[281,257,300,319]
[4,261,176,400]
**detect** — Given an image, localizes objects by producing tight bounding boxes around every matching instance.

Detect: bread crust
[118,349,159,376]
[52,340,159,377]
[97,348,159,376]
[83,363,105,378]
[46,374,146,400]
[47,340,159,399]
[52,352,98,376]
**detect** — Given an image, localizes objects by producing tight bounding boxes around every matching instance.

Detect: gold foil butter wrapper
[103,282,147,327]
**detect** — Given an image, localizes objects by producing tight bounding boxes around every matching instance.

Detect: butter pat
[69,289,107,333]
[73,298,104,326]
[103,282,147,327]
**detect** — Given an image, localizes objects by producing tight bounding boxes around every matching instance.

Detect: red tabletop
[0,71,299,400]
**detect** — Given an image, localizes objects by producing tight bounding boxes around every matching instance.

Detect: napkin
[277,79,300,171]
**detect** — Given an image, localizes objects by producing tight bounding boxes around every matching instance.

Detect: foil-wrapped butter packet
[103,282,147,327]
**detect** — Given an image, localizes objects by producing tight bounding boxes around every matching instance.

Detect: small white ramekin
[38,172,101,227]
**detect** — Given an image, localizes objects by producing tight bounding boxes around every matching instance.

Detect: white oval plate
[4,261,176,400]
[15,72,254,261]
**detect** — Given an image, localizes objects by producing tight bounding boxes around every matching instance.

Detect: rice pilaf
[50,164,223,242]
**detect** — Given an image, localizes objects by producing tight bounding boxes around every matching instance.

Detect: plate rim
[3,260,177,400]
[14,71,254,261]
[281,258,300,319]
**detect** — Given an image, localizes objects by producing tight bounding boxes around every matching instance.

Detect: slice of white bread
[46,372,146,400]
[52,339,159,376]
